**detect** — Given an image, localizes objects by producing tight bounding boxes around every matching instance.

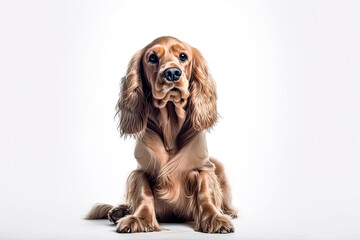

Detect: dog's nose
[162,67,182,81]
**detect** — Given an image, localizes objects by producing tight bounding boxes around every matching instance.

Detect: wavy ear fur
[116,50,149,136]
[189,47,218,130]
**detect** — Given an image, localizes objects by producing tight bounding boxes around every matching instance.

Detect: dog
[86,36,237,233]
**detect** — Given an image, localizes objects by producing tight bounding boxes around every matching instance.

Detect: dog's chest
[151,173,195,222]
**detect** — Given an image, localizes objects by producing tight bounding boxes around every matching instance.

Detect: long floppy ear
[189,47,218,130]
[116,50,149,136]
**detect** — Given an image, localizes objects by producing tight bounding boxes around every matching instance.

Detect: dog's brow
[170,44,186,54]
[149,45,165,57]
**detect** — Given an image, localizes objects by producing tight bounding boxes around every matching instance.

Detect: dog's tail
[84,203,113,220]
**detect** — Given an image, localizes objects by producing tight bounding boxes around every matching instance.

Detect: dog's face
[142,37,191,108]
[117,36,218,135]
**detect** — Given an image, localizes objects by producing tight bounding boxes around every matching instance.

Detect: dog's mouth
[153,87,189,108]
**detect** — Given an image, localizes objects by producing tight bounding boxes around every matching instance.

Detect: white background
[1,0,360,239]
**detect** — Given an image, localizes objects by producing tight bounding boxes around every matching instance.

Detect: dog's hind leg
[210,157,238,218]
[108,204,133,223]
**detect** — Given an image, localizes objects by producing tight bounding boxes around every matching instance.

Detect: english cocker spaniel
[86,36,237,233]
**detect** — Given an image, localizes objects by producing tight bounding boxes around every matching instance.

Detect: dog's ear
[188,47,218,130]
[116,50,149,136]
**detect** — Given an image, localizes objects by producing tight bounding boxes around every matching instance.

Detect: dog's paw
[107,204,132,224]
[195,214,234,233]
[223,208,238,219]
[116,215,159,233]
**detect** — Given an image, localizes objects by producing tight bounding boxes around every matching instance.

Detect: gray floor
[2,218,246,240]
[2,207,358,240]
[0,215,343,240]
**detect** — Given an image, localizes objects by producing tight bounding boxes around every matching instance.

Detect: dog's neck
[154,102,186,152]
[146,101,187,153]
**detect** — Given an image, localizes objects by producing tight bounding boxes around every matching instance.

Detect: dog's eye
[149,54,158,64]
[179,53,187,62]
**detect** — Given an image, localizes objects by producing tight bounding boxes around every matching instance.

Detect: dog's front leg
[194,169,234,233]
[116,170,160,233]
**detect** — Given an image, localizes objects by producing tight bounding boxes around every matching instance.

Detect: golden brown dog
[86,36,237,233]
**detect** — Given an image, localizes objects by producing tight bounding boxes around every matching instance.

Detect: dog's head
[117,36,217,136]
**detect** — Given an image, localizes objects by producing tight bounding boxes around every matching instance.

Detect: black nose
[162,67,182,81]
